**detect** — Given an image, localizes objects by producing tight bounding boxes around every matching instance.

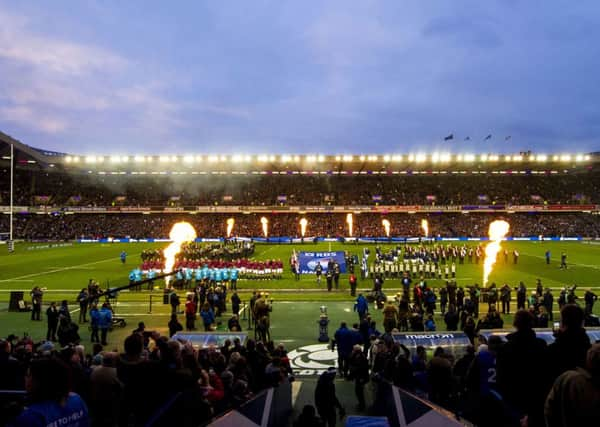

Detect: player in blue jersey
[120,250,127,264]
[230,267,239,290]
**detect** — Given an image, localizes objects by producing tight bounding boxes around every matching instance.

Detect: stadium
[2,3,600,427]
[2,131,600,426]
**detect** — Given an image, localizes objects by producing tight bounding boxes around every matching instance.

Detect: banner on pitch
[298,251,346,274]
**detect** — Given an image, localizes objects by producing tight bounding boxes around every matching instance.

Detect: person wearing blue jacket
[200,302,215,331]
[354,294,368,321]
[333,322,354,378]
[89,304,100,343]
[98,303,113,345]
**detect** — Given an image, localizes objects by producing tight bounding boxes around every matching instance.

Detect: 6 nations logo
[288,344,338,376]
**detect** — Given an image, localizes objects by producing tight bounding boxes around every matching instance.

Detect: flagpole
[9,143,14,248]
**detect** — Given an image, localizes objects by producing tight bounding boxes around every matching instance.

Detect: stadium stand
[2,135,600,426]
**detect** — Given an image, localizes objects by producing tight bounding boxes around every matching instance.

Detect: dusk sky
[1,1,599,155]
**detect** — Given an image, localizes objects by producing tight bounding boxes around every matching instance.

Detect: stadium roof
[1,130,598,173]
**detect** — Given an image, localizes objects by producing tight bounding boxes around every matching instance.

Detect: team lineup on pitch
[1,239,598,368]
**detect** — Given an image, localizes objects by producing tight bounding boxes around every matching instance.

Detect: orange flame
[483,220,510,286]
[421,219,429,237]
[346,213,353,236]
[226,218,235,238]
[164,222,197,284]
[382,219,391,237]
[299,217,308,237]
[260,216,268,237]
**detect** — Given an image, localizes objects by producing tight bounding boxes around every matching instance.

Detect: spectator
[545,343,600,427]
[8,358,89,427]
[314,368,345,427]
[89,352,122,427]
[496,310,548,427]
[294,405,325,427]
[348,344,369,411]
[547,304,591,383]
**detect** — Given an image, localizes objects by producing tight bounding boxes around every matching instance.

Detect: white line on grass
[0,253,140,284]
[521,252,600,270]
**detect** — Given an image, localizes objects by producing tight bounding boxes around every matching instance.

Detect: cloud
[0,11,126,75]
[0,106,68,133]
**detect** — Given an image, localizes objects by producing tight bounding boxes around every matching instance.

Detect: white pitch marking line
[519,252,600,270]
[0,253,140,283]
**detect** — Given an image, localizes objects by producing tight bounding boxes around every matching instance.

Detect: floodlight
[383,155,391,162]
[479,154,488,162]
[368,155,378,161]
[293,155,299,162]
[317,155,325,162]
[536,155,547,162]
[65,156,72,163]
[359,155,365,161]
[208,155,219,163]
[392,155,403,161]
[86,156,97,163]
[335,155,341,161]
[415,154,426,163]
[306,155,316,163]
[408,154,415,162]
[504,155,512,161]
[584,155,591,161]
[560,155,571,162]
[455,155,463,162]
[513,155,523,161]
[553,155,559,161]
[575,154,584,162]
[183,155,195,163]
[72,156,80,162]
[159,156,170,162]
[281,155,292,162]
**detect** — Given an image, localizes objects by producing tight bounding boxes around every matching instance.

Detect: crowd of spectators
[0,326,294,426]
[2,167,600,206]
[2,212,600,240]
[325,303,600,427]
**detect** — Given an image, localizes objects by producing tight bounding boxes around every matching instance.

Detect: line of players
[129,259,285,290]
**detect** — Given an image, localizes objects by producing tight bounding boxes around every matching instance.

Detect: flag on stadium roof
[443,134,454,141]
[505,135,512,141]
[464,136,471,141]
[484,134,492,140]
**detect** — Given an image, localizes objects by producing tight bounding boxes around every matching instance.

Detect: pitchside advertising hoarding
[298,251,346,274]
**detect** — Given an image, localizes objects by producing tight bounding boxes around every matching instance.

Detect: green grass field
[1,241,599,351]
